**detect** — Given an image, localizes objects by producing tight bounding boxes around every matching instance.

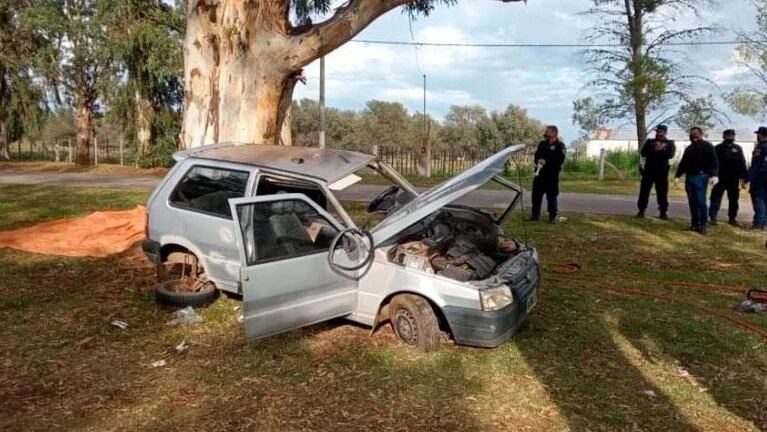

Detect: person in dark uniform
[745,126,767,230]
[530,125,566,223]
[708,129,747,226]
[637,124,676,219]
[675,127,719,235]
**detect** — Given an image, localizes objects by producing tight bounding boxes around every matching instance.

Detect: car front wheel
[389,294,441,352]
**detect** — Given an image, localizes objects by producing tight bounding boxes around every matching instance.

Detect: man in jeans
[746,127,767,230]
[637,124,676,219]
[709,129,747,226]
[675,127,719,235]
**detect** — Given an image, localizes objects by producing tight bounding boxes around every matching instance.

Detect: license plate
[526,291,538,313]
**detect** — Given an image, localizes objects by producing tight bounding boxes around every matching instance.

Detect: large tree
[180,0,524,149]
[23,0,113,165]
[103,0,184,164]
[578,0,716,148]
[726,0,767,119]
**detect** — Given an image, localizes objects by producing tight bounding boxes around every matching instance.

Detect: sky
[293,0,761,144]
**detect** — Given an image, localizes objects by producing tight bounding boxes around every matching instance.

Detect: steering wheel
[327,227,375,279]
[367,185,400,213]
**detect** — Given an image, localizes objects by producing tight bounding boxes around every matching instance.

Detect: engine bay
[387,207,528,283]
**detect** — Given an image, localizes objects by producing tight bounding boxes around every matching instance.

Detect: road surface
[0,170,755,220]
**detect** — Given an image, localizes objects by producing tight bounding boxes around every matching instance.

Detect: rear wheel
[389,294,441,352]
[155,250,218,308]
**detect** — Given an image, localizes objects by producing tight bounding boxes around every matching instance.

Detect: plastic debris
[642,390,657,397]
[735,300,766,313]
[150,360,167,368]
[110,320,128,330]
[175,339,188,353]
[166,306,203,326]
[237,314,244,324]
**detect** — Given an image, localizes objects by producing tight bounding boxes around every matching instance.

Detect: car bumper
[443,272,538,348]
[142,239,161,265]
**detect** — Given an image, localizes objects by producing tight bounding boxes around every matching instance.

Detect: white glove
[711,176,719,186]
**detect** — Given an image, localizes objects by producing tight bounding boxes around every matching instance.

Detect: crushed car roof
[173,142,377,184]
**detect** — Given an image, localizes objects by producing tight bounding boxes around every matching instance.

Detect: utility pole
[422,74,431,177]
[319,56,326,149]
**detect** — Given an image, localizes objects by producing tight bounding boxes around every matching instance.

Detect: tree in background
[360,100,414,151]
[0,1,45,160]
[675,96,726,132]
[727,0,767,119]
[102,0,184,167]
[492,104,545,150]
[440,105,500,153]
[571,96,607,140]
[579,0,716,148]
[180,0,525,149]
[23,0,113,165]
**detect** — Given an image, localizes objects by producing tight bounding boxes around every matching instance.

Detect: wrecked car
[142,143,539,351]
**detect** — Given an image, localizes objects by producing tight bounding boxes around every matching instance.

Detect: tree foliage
[727,0,767,119]
[579,0,716,146]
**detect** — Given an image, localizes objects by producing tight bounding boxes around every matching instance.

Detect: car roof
[173,142,377,184]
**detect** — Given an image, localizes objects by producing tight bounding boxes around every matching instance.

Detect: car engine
[388,207,525,283]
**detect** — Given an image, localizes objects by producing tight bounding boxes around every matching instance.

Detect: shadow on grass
[0,246,483,432]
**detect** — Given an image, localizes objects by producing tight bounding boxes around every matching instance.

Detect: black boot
[659,211,669,220]
[709,216,718,226]
[635,210,645,219]
[728,219,738,226]
[529,215,540,222]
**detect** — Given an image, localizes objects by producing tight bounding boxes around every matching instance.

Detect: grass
[0,184,766,431]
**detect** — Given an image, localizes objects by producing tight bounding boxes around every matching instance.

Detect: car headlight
[479,285,514,311]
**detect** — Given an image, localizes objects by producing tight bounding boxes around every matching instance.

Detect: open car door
[230,194,358,340]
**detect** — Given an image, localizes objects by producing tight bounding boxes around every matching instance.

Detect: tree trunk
[626,0,647,149]
[75,99,92,165]
[135,88,155,158]
[0,120,9,161]
[180,0,420,149]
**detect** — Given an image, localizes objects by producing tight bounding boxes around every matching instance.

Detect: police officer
[675,127,719,235]
[530,125,566,223]
[709,129,747,226]
[745,126,767,230]
[637,124,676,219]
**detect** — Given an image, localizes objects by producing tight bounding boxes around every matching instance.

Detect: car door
[230,194,358,340]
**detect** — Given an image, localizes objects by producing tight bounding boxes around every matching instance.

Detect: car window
[256,174,349,227]
[170,166,249,218]
[236,198,339,265]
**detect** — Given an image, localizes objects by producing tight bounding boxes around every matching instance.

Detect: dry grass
[0,184,765,431]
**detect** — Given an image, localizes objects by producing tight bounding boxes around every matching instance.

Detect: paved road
[0,170,755,220]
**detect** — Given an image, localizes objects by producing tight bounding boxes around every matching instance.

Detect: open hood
[370,145,524,245]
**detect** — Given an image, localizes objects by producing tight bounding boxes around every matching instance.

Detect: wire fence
[376,145,536,176]
[7,138,140,166]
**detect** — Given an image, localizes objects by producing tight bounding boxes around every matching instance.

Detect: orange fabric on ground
[0,206,147,257]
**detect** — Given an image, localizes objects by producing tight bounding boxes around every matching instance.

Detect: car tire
[155,280,218,308]
[389,294,441,352]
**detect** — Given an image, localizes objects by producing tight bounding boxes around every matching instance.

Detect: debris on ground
[642,390,658,397]
[110,320,128,330]
[150,360,167,368]
[166,306,203,326]
[735,300,766,313]
[175,339,188,353]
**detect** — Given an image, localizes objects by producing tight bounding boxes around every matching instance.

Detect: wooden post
[106,138,110,162]
[54,141,60,162]
[94,136,99,164]
[119,139,124,165]
[598,148,606,182]
[68,139,72,163]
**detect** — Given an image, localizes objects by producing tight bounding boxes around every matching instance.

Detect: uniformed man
[745,126,767,230]
[709,129,747,226]
[530,125,566,223]
[675,127,719,235]
[637,124,676,219]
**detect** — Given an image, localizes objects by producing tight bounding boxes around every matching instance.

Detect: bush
[605,150,640,173]
[563,156,599,174]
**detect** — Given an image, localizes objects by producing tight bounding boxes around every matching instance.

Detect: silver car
[142,143,539,351]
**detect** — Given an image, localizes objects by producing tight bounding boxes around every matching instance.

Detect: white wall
[586,139,756,163]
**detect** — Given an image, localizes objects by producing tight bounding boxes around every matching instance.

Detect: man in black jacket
[709,129,747,226]
[675,127,719,235]
[530,125,566,223]
[637,124,676,219]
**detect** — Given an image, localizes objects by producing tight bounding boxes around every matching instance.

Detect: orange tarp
[0,206,147,257]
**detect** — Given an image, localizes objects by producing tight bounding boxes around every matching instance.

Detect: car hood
[370,145,524,245]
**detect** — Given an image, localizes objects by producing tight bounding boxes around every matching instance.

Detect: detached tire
[155,280,218,308]
[389,294,441,352]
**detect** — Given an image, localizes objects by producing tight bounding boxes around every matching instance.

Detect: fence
[376,146,535,176]
[7,138,140,166]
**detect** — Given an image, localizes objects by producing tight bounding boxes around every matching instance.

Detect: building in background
[585,127,755,162]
